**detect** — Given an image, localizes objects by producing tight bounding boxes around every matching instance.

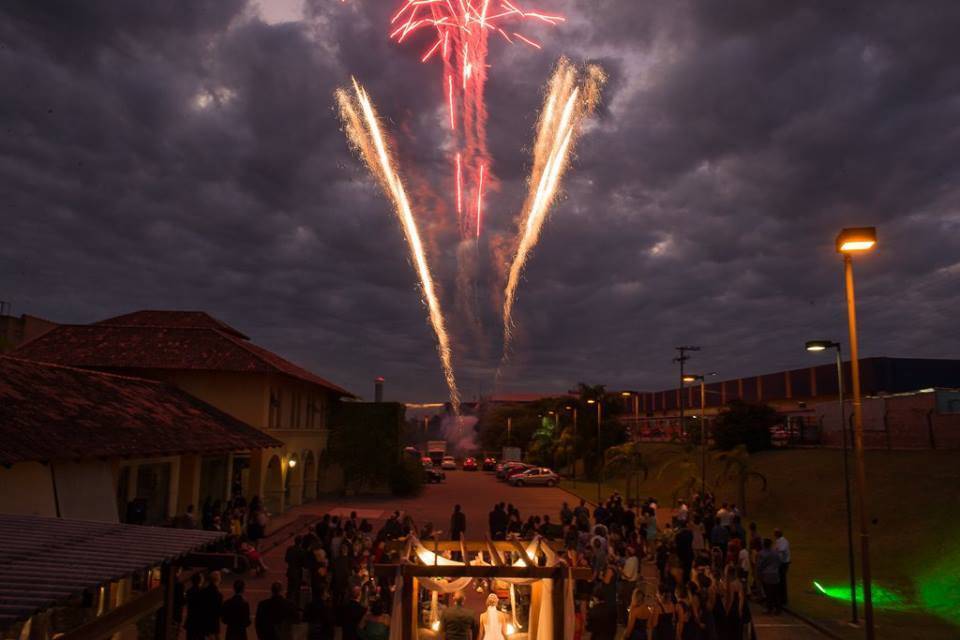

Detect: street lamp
[621,391,640,437]
[682,373,717,495]
[836,226,877,640]
[564,405,578,485]
[675,347,700,439]
[806,339,858,626]
[586,396,603,502]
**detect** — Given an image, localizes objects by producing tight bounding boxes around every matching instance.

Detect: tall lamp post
[586,395,603,503]
[565,405,578,485]
[806,340,858,626]
[621,391,640,438]
[836,226,877,640]
[675,346,700,439]
[683,372,718,495]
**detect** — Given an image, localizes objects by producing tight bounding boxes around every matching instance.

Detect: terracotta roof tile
[0,356,281,465]
[95,310,249,339]
[14,323,353,396]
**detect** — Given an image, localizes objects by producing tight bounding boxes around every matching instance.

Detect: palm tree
[657,446,706,505]
[529,416,557,467]
[605,441,649,502]
[713,445,768,516]
[553,426,577,475]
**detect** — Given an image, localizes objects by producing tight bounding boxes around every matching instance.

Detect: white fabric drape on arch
[401,535,566,639]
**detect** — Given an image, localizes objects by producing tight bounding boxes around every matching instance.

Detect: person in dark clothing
[332,544,352,606]
[221,580,251,640]
[338,586,367,640]
[202,571,224,639]
[155,568,186,638]
[184,573,206,640]
[285,537,305,605]
[587,590,618,640]
[675,522,695,584]
[256,582,299,640]
[450,504,467,541]
[650,586,678,640]
[303,593,335,640]
[488,503,507,540]
[439,591,477,640]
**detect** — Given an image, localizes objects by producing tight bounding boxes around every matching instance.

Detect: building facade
[13,310,355,513]
[632,357,960,448]
[0,356,281,523]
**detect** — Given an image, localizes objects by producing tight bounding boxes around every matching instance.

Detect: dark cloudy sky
[2,0,959,402]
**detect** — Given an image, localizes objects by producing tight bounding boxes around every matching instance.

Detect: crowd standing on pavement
[168,488,791,640]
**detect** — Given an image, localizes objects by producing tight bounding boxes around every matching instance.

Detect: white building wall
[55,460,119,522]
[0,462,57,517]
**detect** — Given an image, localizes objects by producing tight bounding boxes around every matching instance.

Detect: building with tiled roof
[14,310,356,514]
[0,356,281,523]
[95,309,251,338]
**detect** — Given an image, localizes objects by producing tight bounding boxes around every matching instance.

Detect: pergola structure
[374,537,592,640]
[0,515,233,640]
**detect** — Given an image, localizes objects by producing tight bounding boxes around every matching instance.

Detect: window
[290,393,303,428]
[306,396,316,428]
[269,389,281,429]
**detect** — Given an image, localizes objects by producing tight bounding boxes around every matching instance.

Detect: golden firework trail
[336,79,462,413]
[501,58,605,358]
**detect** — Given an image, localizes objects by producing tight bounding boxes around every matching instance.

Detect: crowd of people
[481,493,790,640]
[557,492,791,640]
[165,492,790,640]
[171,509,413,640]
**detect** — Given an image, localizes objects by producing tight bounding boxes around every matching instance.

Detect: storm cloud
[1,0,958,401]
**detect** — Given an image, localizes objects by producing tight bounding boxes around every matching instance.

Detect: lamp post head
[805,340,838,352]
[620,391,632,397]
[586,399,596,405]
[682,375,699,383]
[836,227,877,253]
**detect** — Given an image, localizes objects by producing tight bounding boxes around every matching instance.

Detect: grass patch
[561,445,960,640]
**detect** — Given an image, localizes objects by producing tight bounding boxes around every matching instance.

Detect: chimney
[374,376,385,403]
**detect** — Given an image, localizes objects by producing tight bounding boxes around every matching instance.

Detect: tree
[604,441,649,502]
[552,426,578,473]
[713,445,768,516]
[712,400,777,452]
[657,445,707,504]
[528,415,558,466]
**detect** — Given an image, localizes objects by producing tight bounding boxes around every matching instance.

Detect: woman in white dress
[478,593,508,640]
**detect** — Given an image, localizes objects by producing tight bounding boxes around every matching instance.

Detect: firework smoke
[336,79,462,413]
[501,59,605,359]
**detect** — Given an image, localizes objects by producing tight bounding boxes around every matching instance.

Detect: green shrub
[712,400,776,452]
[390,456,424,497]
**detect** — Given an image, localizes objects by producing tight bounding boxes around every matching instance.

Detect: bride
[478,593,508,640]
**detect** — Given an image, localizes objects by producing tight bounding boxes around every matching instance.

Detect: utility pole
[674,346,700,439]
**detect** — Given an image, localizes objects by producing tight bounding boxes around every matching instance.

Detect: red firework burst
[389,0,563,238]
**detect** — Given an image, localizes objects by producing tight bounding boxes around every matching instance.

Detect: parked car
[482,457,497,471]
[441,455,458,470]
[462,457,478,471]
[509,467,559,487]
[497,461,527,480]
[425,466,446,483]
[421,456,434,468]
[502,463,535,481]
